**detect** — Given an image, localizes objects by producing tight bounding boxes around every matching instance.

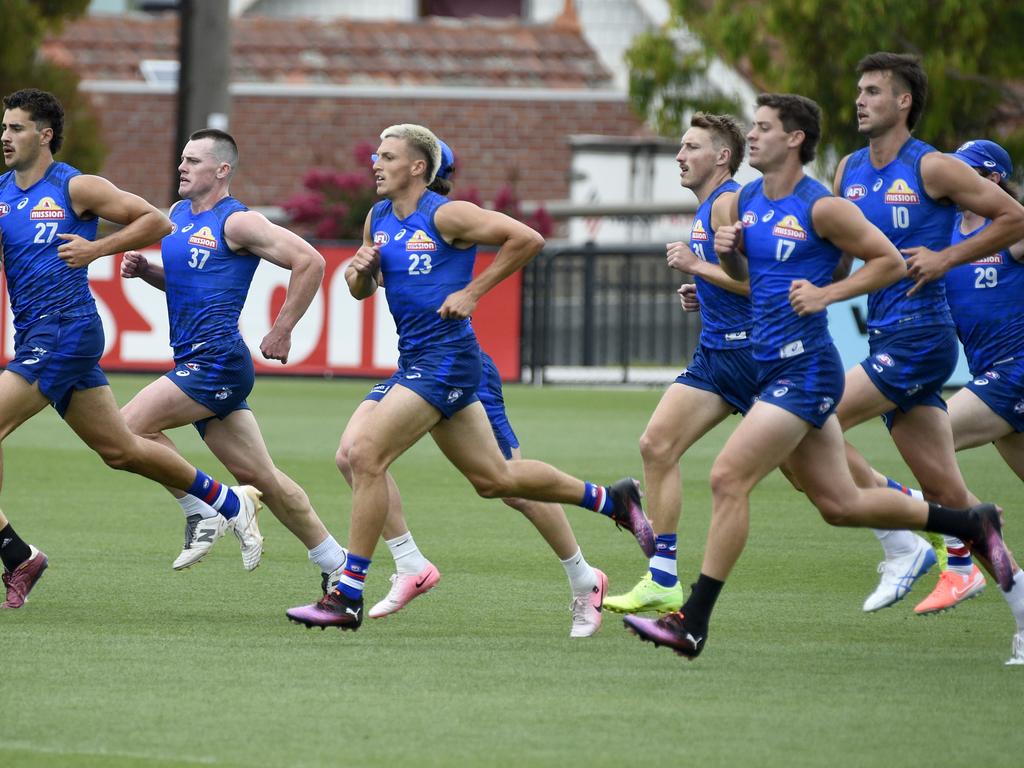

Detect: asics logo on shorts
[446,388,463,404]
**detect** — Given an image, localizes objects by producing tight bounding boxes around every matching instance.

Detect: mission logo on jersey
[188,226,218,249]
[772,215,808,240]
[406,229,437,252]
[690,219,709,241]
[29,197,65,220]
[883,179,920,205]
[971,254,1003,265]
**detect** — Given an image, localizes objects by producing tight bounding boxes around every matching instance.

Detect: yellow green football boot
[604,572,683,614]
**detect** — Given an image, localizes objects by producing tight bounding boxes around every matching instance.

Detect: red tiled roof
[43,13,615,90]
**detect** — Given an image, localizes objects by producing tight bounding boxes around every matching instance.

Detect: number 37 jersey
[371,190,477,353]
[163,196,258,358]
[0,162,98,330]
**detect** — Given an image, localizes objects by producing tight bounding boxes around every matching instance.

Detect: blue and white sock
[580,482,614,515]
[186,470,240,519]
[337,553,371,599]
[649,534,678,587]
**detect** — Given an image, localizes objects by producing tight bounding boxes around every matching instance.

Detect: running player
[0,89,259,609]
[605,113,756,615]
[286,125,653,632]
[623,93,1014,660]
[119,128,346,586]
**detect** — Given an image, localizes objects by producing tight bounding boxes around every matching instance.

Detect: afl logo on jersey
[29,197,65,220]
[406,229,437,252]
[373,231,390,246]
[187,225,218,249]
[844,184,867,201]
[690,220,709,241]
[772,215,808,240]
[0,202,9,216]
[741,211,758,227]
[883,179,920,205]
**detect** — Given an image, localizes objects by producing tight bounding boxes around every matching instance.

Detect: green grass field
[2,374,1021,767]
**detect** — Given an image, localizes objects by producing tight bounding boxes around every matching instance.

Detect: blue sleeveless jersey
[0,162,98,330]
[162,197,258,358]
[690,179,751,349]
[945,214,1024,373]
[839,138,954,330]
[738,176,840,362]
[371,190,477,353]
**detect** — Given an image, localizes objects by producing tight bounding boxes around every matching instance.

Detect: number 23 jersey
[371,190,477,353]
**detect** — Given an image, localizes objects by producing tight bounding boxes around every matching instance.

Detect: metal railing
[522,243,701,385]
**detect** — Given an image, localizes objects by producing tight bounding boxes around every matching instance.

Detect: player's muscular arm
[713,194,748,282]
[906,153,1024,292]
[829,155,856,282]
[60,175,172,268]
[224,210,327,364]
[345,211,381,300]
[669,192,750,297]
[789,197,905,316]
[433,201,544,320]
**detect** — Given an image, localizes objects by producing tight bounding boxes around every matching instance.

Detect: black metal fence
[522,243,702,384]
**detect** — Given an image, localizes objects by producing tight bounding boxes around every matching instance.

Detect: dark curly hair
[3,89,65,154]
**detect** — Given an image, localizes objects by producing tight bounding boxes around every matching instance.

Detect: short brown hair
[755,93,821,165]
[690,112,745,175]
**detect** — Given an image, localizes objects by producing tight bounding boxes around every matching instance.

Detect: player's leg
[499,447,606,638]
[624,400,810,657]
[203,409,346,585]
[839,365,941,609]
[430,403,654,557]
[121,376,241,569]
[887,404,984,613]
[335,398,439,617]
[287,384,440,631]
[607,383,732,614]
[63,385,262,546]
[0,372,69,608]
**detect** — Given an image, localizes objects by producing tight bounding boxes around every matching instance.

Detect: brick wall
[85,91,645,211]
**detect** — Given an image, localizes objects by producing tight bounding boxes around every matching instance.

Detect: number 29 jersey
[0,162,98,330]
[945,214,1024,374]
[162,196,258,358]
[371,190,477,354]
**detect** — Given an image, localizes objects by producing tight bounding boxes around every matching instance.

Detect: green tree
[0,0,104,173]
[629,0,1024,180]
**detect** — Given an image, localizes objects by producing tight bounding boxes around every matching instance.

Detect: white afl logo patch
[741,211,757,227]
[844,184,867,200]
[0,202,9,216]
[373,231,389,246]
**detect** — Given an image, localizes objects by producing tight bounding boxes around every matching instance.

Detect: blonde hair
[380,123,443,183]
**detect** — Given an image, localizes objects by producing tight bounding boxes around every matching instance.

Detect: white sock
[560,548,596,595]
[1002,569,1024,631]
[308,535,347,574]
[872,528,921,558]
[177,494,218,520]
[386,532,429,575]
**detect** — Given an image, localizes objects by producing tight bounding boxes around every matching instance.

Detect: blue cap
[950,139,1013,179]
[436,140,455,180]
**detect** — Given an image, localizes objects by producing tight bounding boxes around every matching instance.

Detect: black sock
[0,524,32,571]
[681,573,725,634]
[924,503,981,542]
